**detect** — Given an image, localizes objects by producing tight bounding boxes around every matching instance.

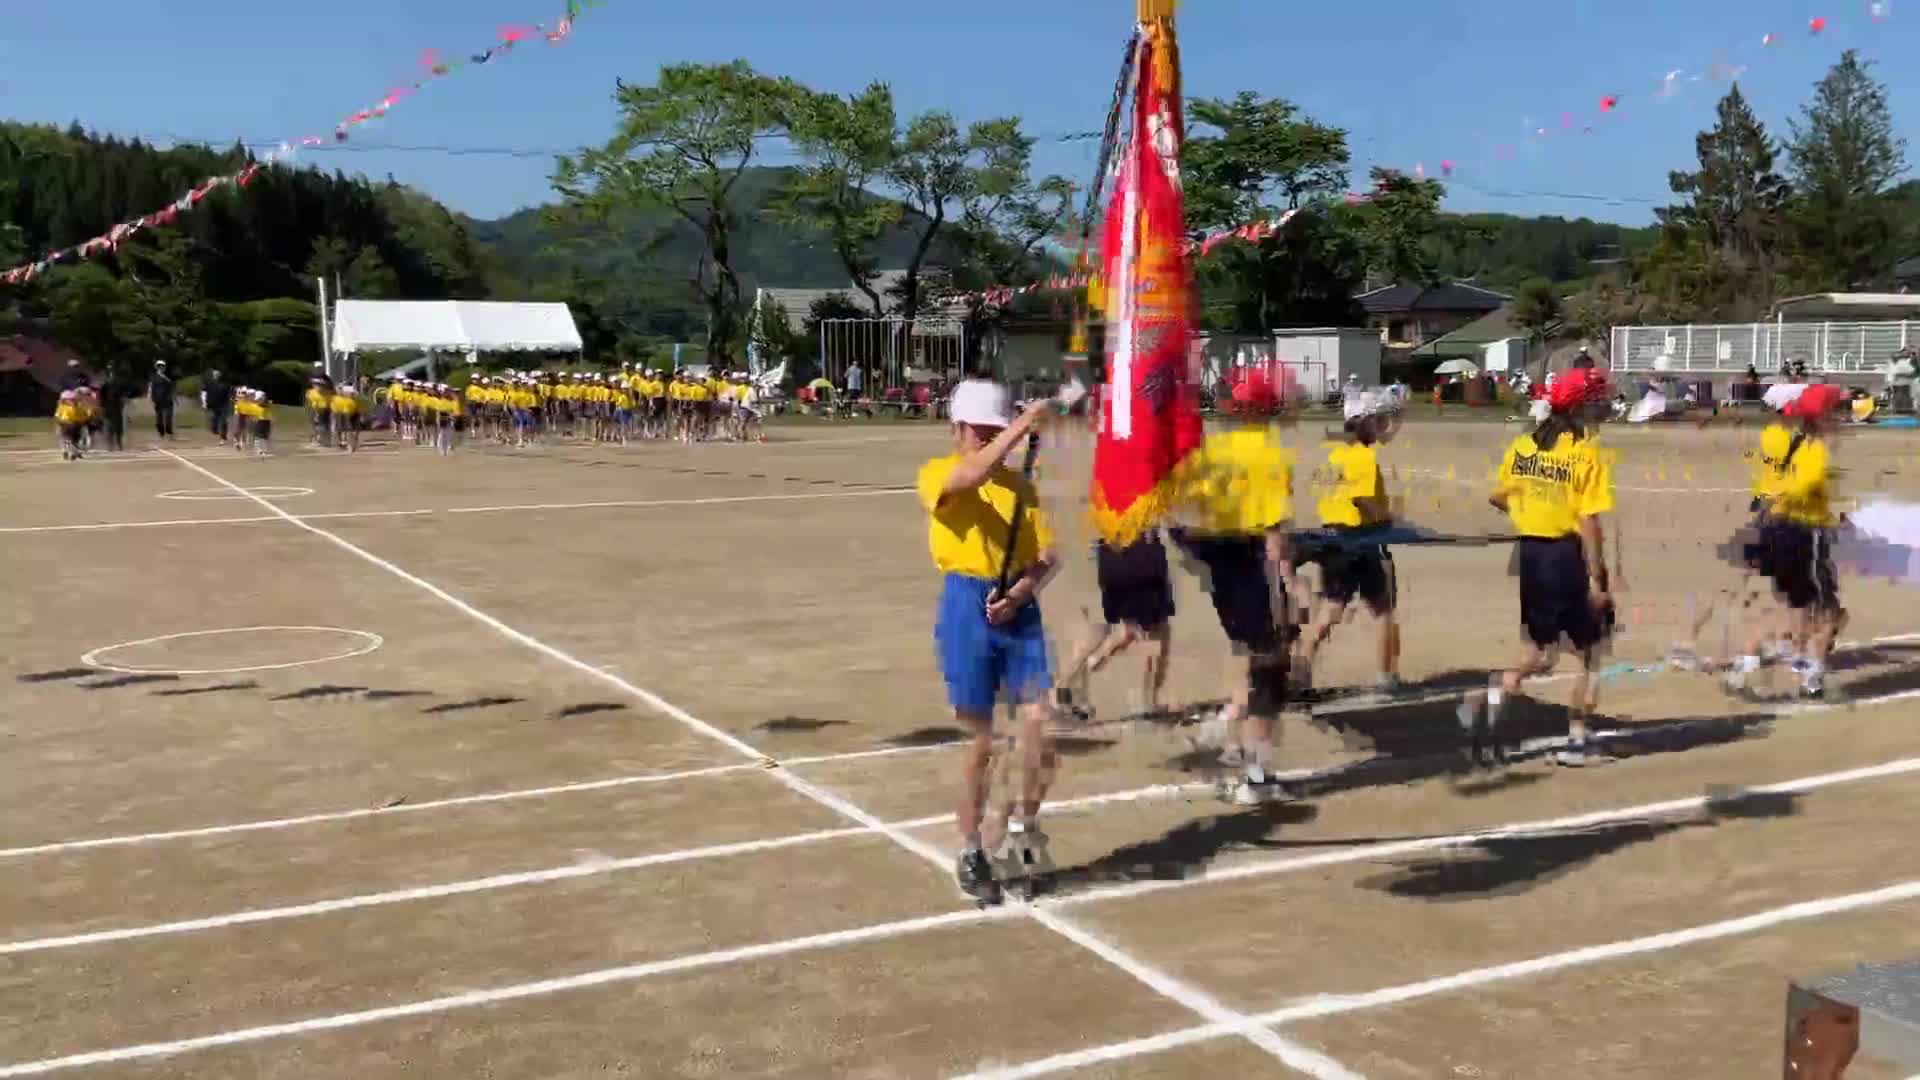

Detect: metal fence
[817,317,967,391]
[1611,321,1920,375]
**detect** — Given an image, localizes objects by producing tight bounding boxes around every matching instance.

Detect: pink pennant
[1763,31,1779,45]
[1600,94,1620,113]
[1809,15,1828,32]
[1440,159,1455,176]
[1561,112,1572,130]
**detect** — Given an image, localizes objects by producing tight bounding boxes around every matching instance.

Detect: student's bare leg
[954,710,995,849]
[1142,623,1171,711]
[1015,700,1057,824]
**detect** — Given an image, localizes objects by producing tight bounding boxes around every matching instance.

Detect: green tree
[555,61,800,364]
[1657,84,1789,317]
[1785,50,1908,290]
[1510,278,1563,342]
[344,245,400,299]
[887,111,972,320]
[1181,91,1359,330]
[779,82,902,316]
[1343,167,1448,289]
[1182,91,1349,232]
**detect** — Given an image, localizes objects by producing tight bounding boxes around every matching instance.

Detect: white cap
[949,379,1012,428]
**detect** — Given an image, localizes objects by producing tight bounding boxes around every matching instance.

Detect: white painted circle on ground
[156,486,314,501]
[80,626,384,676]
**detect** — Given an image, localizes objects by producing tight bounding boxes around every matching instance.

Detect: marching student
[53,389,86,461]
[306,367,334,448]
[1458,369,1616,767]
[329,383,362,453]
[918,378,1060,904]
[1170,366,1304,805]
[1054,527,1175,725]
[1726,383,1849,699]
[1299,389,1403,697]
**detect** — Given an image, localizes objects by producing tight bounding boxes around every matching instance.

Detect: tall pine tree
[1651,84,1790,319]
[1785,50,1908,290]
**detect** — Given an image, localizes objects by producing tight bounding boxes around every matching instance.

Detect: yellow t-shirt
[917,454,1055,579]
[54,401,82,425]
[1767,433,1835,527]
[688,383,711,403]
[613,390,633,410]
[329,393,359,416]
[305,387,331,411]
[1495,431,1615,539]
[1178,428,1296,537]
[1316,441,1387,528]
[1748,423,1795,505]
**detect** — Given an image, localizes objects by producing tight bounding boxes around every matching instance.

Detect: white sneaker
[1230,776,1298,805]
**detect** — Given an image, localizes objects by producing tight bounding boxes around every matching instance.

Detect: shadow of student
[881,726,969,748]
[151,681,260,698]
[1355,789,1803,902]
[756,716,847,734]
[1049,803,1321,894]
[15,668,96,683]
[422,696,524,715]
[79,673,179,690]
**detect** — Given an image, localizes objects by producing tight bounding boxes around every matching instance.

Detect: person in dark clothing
[149,361,176,438]
[98,372,129,451]
[59,359,92,393]
[203,368,234,443]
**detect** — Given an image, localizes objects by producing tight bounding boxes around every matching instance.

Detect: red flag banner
[1089,7,1202,547]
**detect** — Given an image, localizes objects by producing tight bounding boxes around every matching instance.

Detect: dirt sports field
[4,415,1920,1079]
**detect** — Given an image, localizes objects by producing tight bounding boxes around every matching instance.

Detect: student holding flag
[918,379,1061,904]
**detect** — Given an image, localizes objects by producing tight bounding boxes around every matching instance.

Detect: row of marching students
[917,367,1850,903]
[381,367,766,451]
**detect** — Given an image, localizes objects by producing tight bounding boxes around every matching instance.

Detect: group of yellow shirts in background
[304,384,362,423]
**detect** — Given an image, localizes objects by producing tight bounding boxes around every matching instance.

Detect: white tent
[331,301,584,355]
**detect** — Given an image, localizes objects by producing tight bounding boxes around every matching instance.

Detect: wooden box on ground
[1785,959,1920,1078]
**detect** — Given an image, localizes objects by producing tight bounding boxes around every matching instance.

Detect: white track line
[11,755,1910,961]
[9,628,1916,860]
[0,906,1018,1079]
[960,878,1920,1080]
[153,450,1321,1076]
[0,488,913,535]
[1047,756,1920,910]
[0,825,872,956]
[10,755,1920,1077]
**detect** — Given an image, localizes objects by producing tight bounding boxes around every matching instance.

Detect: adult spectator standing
[98,367,129,451]
[203,368,234,443]
[844,361,865,404]
[148,360,176,439]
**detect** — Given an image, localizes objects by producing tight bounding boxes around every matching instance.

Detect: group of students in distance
[383,365,766,454]
[921,364,1851,903]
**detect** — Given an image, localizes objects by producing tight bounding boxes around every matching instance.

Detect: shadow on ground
[423,696,524,715]
[757,716,848,734]
[882,726,969,748]
[1050,803,1321,892]
[152,681,260,697]
[16,668,95,683]
[1355,789,1802,901]
[557,702,630,719]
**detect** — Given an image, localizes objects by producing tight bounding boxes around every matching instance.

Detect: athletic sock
[1738,654,1761,674]
[1485,687,1505,729]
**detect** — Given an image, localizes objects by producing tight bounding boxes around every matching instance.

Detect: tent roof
[332,301,583,354]
[1772,292,1920,321]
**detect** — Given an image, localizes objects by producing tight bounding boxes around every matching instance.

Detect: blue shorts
[935,573,1051,713]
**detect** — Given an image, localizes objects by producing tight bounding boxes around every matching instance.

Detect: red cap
[1548,368,1608,414]
[1784,383,1846,419]
[1228,364,1298,413]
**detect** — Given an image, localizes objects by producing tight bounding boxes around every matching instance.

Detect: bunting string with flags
[1088,0,1204,548]
[1,0,600,287]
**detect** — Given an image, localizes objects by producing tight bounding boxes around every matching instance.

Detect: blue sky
[5,0,1915,225]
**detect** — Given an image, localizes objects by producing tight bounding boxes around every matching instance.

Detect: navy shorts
[1095,535,1175,630]
[1318,529,1397,612]
[1172,531,1288,654]
[1762,520,1840,612]
[1515,536,1608,651]
[935,573,1052,713]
